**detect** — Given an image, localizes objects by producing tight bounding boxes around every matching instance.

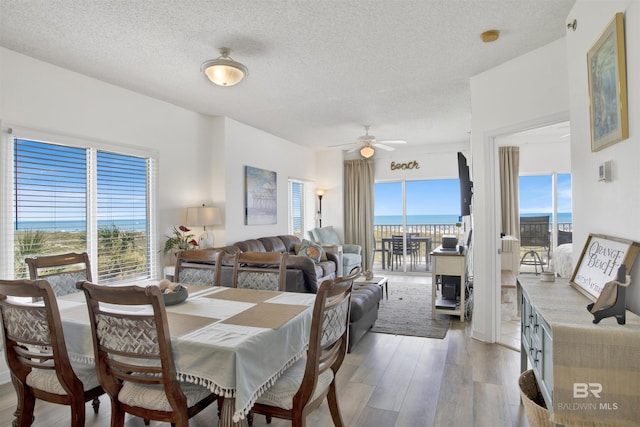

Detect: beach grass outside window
[288,179,305,239]
[4,130,156,282]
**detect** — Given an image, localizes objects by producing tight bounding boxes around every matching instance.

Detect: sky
[374,174,572,216]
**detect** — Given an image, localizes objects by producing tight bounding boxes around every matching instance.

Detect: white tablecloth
[59,283,315,422]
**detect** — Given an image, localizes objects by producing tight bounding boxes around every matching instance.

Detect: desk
[381,236,432,271]
[58,283,315,426]
[430,246,466,322]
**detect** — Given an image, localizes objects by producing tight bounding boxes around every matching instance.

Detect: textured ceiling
[0,0,576,151]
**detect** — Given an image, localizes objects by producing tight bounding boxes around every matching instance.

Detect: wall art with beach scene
[587,12,628,152]
[244,165,277,225]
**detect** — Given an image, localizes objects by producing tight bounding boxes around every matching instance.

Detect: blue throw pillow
[297,239,324,263]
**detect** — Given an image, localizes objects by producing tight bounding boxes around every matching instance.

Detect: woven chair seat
[26,361,101,395]
[119,380,213,412]
[255,358,334,410]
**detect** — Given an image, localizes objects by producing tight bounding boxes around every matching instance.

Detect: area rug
[370,279,451,339]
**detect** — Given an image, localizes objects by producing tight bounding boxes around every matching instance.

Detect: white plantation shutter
[4,127,156,282]
[288,179,304,239]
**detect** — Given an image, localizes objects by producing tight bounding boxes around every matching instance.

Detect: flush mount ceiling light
[480,29,500,43]
[360,144,375,158]
[201,48,248,86]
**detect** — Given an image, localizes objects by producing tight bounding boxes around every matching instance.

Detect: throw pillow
[316,226,341,245]
[297,239,323,263]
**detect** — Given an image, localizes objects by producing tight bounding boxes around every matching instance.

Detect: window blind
[288,180,304,239]
[9,135,155,282]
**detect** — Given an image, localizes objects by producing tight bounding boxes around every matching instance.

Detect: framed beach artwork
[244,165,277,225]
[587,12,628,152]
[570,234,640,301]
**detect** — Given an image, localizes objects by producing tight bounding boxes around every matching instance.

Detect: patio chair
[249,267,361,427]
[519,216,550,274]
[76,281,219,427]
[0,279,104,427]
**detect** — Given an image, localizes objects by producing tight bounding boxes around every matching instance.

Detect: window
[288,179,305,239]
[6,132,156,282]
[519,173,572,232]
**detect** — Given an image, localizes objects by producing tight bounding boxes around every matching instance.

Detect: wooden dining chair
[248,267,361,427]
[233,251,288,291]
[26,252,92,297]
[76,281,219,427]
[0,279,104,427]
[174,249,234,286]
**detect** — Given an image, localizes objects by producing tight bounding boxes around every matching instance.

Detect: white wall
[0,46,318,269]
[567,0,640,312]
[470,38,570,342]
[222,118,317,244]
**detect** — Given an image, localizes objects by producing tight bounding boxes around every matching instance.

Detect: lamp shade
[186,206,221,227]
[201,48,248,86]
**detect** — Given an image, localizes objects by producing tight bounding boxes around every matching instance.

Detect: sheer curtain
[499,146,520,271]
[343,159,374,272]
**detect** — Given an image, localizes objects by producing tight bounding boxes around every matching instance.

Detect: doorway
[495,120,572,349]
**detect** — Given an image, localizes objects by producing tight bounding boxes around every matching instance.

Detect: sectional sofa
[180,234,381,350]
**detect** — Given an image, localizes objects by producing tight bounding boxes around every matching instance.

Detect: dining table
[57,281,316,427]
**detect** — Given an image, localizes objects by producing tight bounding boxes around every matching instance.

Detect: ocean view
[15,219,147,232]
[375,213,572,225]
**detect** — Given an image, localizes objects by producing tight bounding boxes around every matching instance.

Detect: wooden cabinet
[521,290,553,406]
[519,276,640,426]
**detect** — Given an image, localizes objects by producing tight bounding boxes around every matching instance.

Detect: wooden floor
[0,274,531,427]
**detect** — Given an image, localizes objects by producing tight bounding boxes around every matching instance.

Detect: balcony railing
[372,222,573,271]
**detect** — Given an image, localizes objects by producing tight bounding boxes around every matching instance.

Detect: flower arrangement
[163,225,199,254]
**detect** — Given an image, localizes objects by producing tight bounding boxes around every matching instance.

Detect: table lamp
[186,205,221,248]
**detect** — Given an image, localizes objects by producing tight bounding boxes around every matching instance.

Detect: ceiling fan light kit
[201,48,248,86]
[360,145,375,158]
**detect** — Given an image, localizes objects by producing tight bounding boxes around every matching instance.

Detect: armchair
[308,226,362,276]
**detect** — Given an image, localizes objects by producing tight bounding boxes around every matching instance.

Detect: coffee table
[356,276,388,299]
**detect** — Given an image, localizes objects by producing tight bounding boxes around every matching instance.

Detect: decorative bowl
[162,285,188,306]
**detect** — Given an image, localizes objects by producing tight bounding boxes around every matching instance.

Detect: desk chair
[233,252,288,291]
[0,279,103,427]
[249,267,361,427]
[26,252,92,297]
[76,281,219,427]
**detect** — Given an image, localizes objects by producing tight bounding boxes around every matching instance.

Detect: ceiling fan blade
[376,139,406,144]
[374,143,396,151]
[328,142,357,148]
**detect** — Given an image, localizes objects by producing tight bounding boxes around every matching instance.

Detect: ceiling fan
[333,126,406,158]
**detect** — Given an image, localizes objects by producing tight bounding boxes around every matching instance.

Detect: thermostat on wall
[598,160,612,182]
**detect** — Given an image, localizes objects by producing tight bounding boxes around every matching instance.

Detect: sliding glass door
[374,179,460,274]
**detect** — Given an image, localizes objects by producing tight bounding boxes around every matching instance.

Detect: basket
[518,370,552,427]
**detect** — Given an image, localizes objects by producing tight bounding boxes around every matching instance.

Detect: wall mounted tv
[458,152,473,216]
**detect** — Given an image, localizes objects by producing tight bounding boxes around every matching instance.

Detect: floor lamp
[316,189,325,227]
